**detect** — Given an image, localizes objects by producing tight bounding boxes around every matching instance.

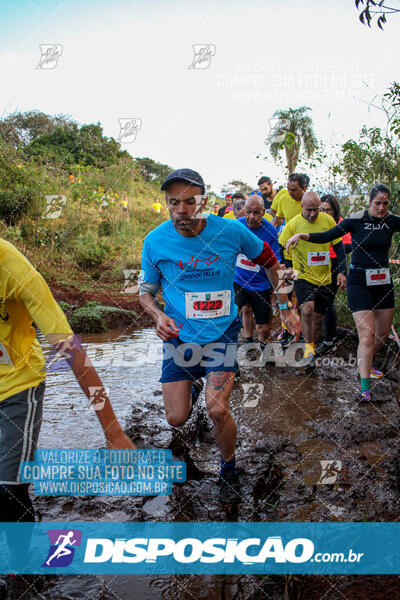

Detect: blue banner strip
[1,522,400,574]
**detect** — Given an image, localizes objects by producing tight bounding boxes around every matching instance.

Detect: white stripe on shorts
[17,387,36,482]
[25,389,39,467]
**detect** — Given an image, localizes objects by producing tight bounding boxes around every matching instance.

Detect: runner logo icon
[42,529,82,567]
[36,44,63,69]
[188,44,216,69]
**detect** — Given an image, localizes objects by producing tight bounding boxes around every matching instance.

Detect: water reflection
[39,328,162,448]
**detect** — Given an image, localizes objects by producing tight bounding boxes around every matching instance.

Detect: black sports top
[308,210,400,269]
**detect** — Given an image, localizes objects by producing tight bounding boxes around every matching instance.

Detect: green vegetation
[58,301,73,313]
[0,110,171,289]
[69,301,137,333]
[341,127,400,195]
[268,106,317,175]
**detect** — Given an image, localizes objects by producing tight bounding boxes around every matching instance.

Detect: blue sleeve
[265,221,281,262]
[141,237,161,284]
[235,220,263,259]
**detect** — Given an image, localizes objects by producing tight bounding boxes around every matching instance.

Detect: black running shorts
[294,278,331,315]
[347,268,394,313]
[233,282,271,325]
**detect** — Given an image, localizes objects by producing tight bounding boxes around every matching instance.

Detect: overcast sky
[1,0,399,192]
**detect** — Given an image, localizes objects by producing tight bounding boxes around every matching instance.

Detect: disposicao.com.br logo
[2,522,380,575]
[83,536,363,566]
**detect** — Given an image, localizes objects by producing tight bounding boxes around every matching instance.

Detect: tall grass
[0,185,166,290]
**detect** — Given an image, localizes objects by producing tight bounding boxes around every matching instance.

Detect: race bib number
[365,268,390,286]
[185,290,231,319]
[307,251,330,266]
[0,342,13,366]
[235,254,260,272]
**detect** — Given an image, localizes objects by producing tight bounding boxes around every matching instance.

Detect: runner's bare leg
[205,372,236,461]
[372,308,393,356]
[162,380,193,427]
[241,305,255,339]
[300,300,315,343]
[352,310,375,379]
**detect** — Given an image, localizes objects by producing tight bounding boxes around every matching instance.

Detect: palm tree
[268,106,317,174]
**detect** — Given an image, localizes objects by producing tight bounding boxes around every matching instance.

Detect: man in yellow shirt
[0,239,134,595]
[279,192,346,363]
[272,174,308,228]
[270,174,309,220]
[270,187,290,218]
[270,174,309,348]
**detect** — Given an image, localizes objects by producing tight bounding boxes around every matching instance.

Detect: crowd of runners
[0,164,399,597]
[139,168,400,506]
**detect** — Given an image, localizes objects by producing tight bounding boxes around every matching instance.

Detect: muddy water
[39,328,162,449]
[34,328,400,599]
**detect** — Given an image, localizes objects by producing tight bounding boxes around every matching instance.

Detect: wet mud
[31,328,400,599]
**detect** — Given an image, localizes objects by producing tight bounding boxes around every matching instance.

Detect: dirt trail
[33,330,400,599]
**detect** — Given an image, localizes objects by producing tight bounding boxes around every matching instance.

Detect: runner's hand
[337,273,346,290]
[156,314,180,340]
[286,234,302,252]
[281,309,301,341]
[106,430,136,449]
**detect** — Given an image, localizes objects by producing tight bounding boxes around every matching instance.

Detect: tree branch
[356,0,400,28]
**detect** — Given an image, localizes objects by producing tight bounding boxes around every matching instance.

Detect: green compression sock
[361,378,370,392]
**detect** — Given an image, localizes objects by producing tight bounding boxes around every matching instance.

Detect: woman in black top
[286,184,400,401]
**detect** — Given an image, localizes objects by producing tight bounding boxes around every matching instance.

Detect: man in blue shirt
[139,169,299,505]
[234,195,281,348]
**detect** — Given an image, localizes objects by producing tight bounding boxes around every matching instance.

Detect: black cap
[161,168,205,195]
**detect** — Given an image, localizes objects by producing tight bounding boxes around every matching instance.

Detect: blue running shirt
[141,214,264,343]
[234,217,281,291]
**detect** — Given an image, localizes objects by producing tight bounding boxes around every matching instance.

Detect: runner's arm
[251,242,301,338]
[49,335,136,449]
[332,241,347,275]
[285,219,353,252]
[139,240,179,340]
[307,219,353,244]
[272,197,285,228]
[139,288,180,341]
[18,275,135,449]
[272,216,283,228]
[332,241,347,290]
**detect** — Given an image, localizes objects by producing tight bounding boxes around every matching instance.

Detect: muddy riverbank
[29,328,400,599]
[50,282,154,331]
